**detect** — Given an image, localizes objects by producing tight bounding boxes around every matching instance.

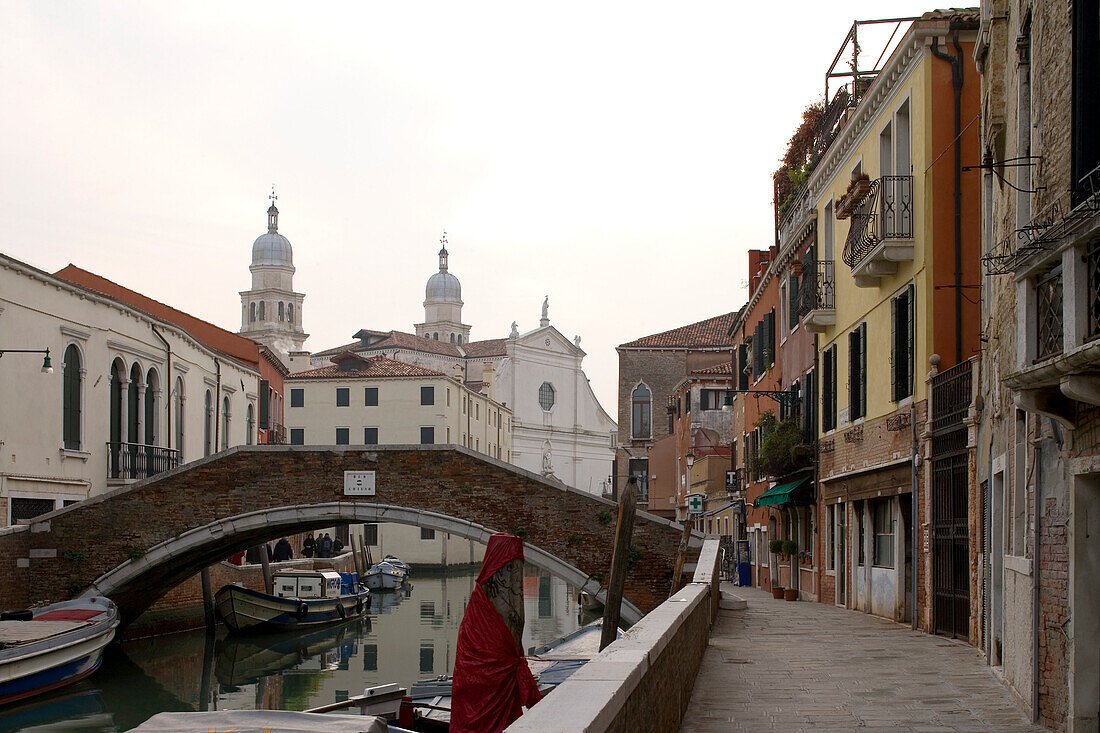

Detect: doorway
[1071,474,1100,728]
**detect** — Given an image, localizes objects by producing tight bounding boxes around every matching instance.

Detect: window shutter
[906,285,915,398]
[764,310,775,367]
[849,329,859,418]
[753,323,763,379]
[860,322,868,415]
[891,296,899,402]
[790,276,800,329]
[739,344,749,390]
[258,380,269,427]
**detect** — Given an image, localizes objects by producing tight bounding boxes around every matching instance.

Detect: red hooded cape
[451,533,542,732]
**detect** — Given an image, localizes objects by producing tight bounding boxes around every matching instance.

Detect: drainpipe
[152,326,171,451]
[214,358,221,453]
[931,31,966,364]
[911,401,919,630]
[1032,436,1042,723]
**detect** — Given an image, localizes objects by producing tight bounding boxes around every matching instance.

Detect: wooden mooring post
[259,544,274,595]
[200,566,216,632]
[670,517,694,595]
[600,476,638,651]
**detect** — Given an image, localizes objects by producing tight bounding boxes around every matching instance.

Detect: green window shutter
[849,328,860,419]
[860,322,868,415]
[258,380,270,427]
[789,276,800,329]
[906,285,915,398]
[891,295,900,402]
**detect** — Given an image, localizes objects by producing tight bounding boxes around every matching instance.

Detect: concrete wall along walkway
[681,585,1045,732]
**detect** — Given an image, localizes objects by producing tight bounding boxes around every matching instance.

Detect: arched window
[128,363,142,444]
[145,368,159,446]
[450,333,455,343]
[204,390,213,456]
[249,302,256,322]
[62,345,82,450]
[174,376,185,459]
[259,301,266,321]
[631,383,652,440]
[108,360,126,478]
[457,335,463,345]
[278,301,284,321]
[287,303,294,324]
[222,396,231,450]
[433,333,439,340]
[246,403,255,445]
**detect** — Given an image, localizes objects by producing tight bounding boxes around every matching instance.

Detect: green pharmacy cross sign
[686,493,705,514]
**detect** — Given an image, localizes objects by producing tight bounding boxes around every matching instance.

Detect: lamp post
[0,348,53,373]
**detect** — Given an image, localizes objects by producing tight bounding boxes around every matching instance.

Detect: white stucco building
[309,239,617,494]
[0,252,262,527]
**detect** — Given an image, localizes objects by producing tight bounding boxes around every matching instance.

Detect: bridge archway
[88,502,643,624]
[0,445,699,627]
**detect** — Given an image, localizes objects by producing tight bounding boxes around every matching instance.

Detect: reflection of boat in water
[0,683,111,732]
[215,618,365,687]
[0,596,119,707]
[369,583,412,615]
[216,570,370,633]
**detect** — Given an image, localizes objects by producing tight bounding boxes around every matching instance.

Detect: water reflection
[0,566,583,732]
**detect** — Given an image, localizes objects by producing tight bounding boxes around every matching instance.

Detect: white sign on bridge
[344,471,376,496]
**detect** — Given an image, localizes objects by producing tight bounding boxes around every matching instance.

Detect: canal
[1,566,591,732]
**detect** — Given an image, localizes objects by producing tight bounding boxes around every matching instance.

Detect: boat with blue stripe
[215,570,370,633]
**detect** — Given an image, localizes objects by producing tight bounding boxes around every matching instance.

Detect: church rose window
[539,382,555,411]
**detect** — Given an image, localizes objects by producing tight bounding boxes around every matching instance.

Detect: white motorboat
[363,561,407,591]
[0,596,119,707]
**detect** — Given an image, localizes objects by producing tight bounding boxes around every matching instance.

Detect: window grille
[539,382,555,410]
[1036,265,1064,360]
[1087,240,1100,340]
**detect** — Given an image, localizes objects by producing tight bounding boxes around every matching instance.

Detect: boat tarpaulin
[128,711,387,732]
[451,533,541,733]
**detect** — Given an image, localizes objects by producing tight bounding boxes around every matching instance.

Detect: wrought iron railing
[107,442,180,480]
[842,175,914,269]
[798,259,835,316]
[261,422,287,445]
[930,360,972,434]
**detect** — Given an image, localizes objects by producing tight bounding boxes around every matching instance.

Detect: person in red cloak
[451,532,542,732]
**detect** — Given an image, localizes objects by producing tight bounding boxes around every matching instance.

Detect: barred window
[538,382,555,410]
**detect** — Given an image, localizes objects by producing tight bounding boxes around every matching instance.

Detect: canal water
[1,566,593,732]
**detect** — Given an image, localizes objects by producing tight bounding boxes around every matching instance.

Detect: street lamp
[0,348,53,374]
[685,451,695,468]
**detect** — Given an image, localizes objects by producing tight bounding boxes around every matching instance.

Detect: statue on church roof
[510,321,519,339]
[540,296,549,327]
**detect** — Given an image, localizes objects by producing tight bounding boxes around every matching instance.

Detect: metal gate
[930,359,973,640]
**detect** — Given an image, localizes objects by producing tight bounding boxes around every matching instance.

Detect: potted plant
[781,540,798,558]
[771,584,785,600]
[768,538,784,558]
[784,587,799,601]
[746,413,813,479]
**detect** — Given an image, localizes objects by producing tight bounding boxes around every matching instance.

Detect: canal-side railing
[507,537,721,733]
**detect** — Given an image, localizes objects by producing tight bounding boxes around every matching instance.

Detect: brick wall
[0,446,691,626]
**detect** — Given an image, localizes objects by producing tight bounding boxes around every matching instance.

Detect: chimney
[481,361,495,401]
[287,351,312,374]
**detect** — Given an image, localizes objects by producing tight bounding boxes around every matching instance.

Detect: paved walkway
[681,585,1041,732]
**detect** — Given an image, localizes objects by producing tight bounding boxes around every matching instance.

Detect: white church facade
[309,236,617,495]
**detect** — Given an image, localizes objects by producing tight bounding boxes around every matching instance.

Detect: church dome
[425,244,461,302]
[251,203,293,267]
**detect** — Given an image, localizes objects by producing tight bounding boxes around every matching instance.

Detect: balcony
[260,422,287,445]
[841,175,914,287]
[107,442,180,481]
[798,260,836,332]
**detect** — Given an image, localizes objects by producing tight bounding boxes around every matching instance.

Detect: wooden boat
[363,561,407,591]
[215,570,370,633]
[0,596,119,707]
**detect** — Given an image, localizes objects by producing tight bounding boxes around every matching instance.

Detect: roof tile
[287,354,446,380]
[618,312,738,350]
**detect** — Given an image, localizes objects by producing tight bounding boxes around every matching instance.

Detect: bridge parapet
[508,537,722,733]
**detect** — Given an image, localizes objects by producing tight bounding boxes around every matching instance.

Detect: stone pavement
[680,585,1042,732]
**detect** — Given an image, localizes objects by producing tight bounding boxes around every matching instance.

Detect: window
[62,344,82,450]
[290,428,304,445]
[363,523,379,545]
[203,390,213,456]
[891,284,914,401]
[290,388,304,408]
[539,382,555,410]
[857,500,866,565]
[287,303,294,324]
[779,281,788,338]
[873,498,895,568]
[258,301,266,320]
[246,403,255,445]
[336,388,350,407]
[278,301,284,321]
[361,386,378,407]
[174,376,185,459]
[421,386,434,406]
[364,427,378,445]
[475,403,479,420]
[221,396,230,450]
[684,390,692,414]
[823,344,838,432]
[420,426,435,445]
[1035,264,1064,361]
[826,504,836,571]
[848,322,867,420]
[10,497,56,523]
[789,275,800,330]
[249,302,256,322]
[802,369,816,442]
[421,527,436,540]
[1013,409,1028,555]
[629,458,649,500]
[631,383,652,439]
[737,344,749,391]
[1072,0,1100,204]
[420,642,434,674]
[447,389,451,407]
[701,389,727,410]
[336,427,350,445]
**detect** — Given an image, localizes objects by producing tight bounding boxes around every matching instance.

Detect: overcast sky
[1,1,924,411]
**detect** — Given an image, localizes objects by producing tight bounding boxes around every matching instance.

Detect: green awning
[754,476,812,508]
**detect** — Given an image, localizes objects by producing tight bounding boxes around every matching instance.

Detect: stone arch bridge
[0,446,700,627]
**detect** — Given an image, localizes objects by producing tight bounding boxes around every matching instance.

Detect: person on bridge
[301,534,315,558]
[332,536,344,556]
[451,532,541,732]
[320,533,333,558]
[272,537,293,562]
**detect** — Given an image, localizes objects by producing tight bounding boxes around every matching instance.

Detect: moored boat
[0,596,119,707]
[215,570,370,633]
[363,561,407,591]
[381,554,411,577]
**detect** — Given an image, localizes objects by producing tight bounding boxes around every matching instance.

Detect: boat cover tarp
[451,533,541,733]
[129,711,387,732]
